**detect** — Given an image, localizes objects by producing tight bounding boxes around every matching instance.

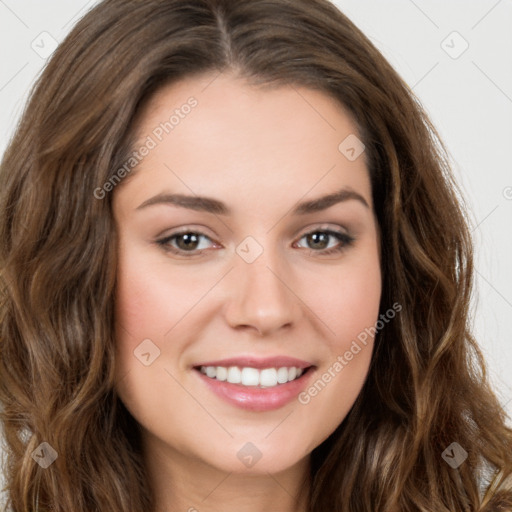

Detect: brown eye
[305,232,330,250]
[174,232,201,251]
[296,229,355,255]
[156,231,215,254]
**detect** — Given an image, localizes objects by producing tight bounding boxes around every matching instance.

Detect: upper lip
[193,355,315,370]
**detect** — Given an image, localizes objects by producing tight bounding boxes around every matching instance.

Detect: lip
[193,365,316,412]
[192,355,314,370]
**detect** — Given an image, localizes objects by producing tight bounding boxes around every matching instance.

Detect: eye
[294,228,355,255]
[156,230,217,256]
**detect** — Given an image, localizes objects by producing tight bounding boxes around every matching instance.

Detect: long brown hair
[1,0,511,510]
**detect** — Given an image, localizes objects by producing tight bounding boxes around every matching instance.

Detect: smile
[197,365,306,388]
[193,360,316,412]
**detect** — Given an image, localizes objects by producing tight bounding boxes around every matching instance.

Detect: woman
[0,0,511,511]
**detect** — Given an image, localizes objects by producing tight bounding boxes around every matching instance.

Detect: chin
[199,437,312,476]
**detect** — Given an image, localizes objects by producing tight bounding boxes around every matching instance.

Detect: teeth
[216,366,228,381]
[260,368,277,387]
[241,367,259,386]
[227,366,242,384]
[199,365,307,388]
[277,367,289,383]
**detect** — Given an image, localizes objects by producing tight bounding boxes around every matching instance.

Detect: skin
[113,71,382,512]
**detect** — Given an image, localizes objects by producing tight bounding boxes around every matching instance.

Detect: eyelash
[155,227,355,257]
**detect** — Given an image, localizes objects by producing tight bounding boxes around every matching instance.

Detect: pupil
[308,232,328,249]
[177,233,199,250]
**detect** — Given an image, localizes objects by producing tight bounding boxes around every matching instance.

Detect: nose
[223,249,301,337]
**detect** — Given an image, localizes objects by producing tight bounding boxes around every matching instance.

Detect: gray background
[0,0,511,494]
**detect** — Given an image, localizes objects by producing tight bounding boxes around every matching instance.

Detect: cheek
[114,269,167,340]
[342,271,381,344]
[113,246,177,389]
[296,264,381,452]
[298,243,381,402]
[317,268,380,375]
[114,245,202,347]
[112,249,187,426]
[311,248,382,350]
[113,243,221,400]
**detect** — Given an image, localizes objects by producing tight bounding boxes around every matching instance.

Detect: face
[112,71,381,476]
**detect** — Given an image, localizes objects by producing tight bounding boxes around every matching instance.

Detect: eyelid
[295,222,350,237]
[155,224,219,240]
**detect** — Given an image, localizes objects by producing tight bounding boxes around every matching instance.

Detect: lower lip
[194,368,316,412]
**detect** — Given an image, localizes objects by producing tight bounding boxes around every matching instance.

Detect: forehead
[115,71,371,215]
[137,71,363,148]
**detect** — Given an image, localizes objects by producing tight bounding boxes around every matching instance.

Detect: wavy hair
[1,0,511,510]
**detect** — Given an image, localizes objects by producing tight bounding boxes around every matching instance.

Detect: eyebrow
[135,187,370,215]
